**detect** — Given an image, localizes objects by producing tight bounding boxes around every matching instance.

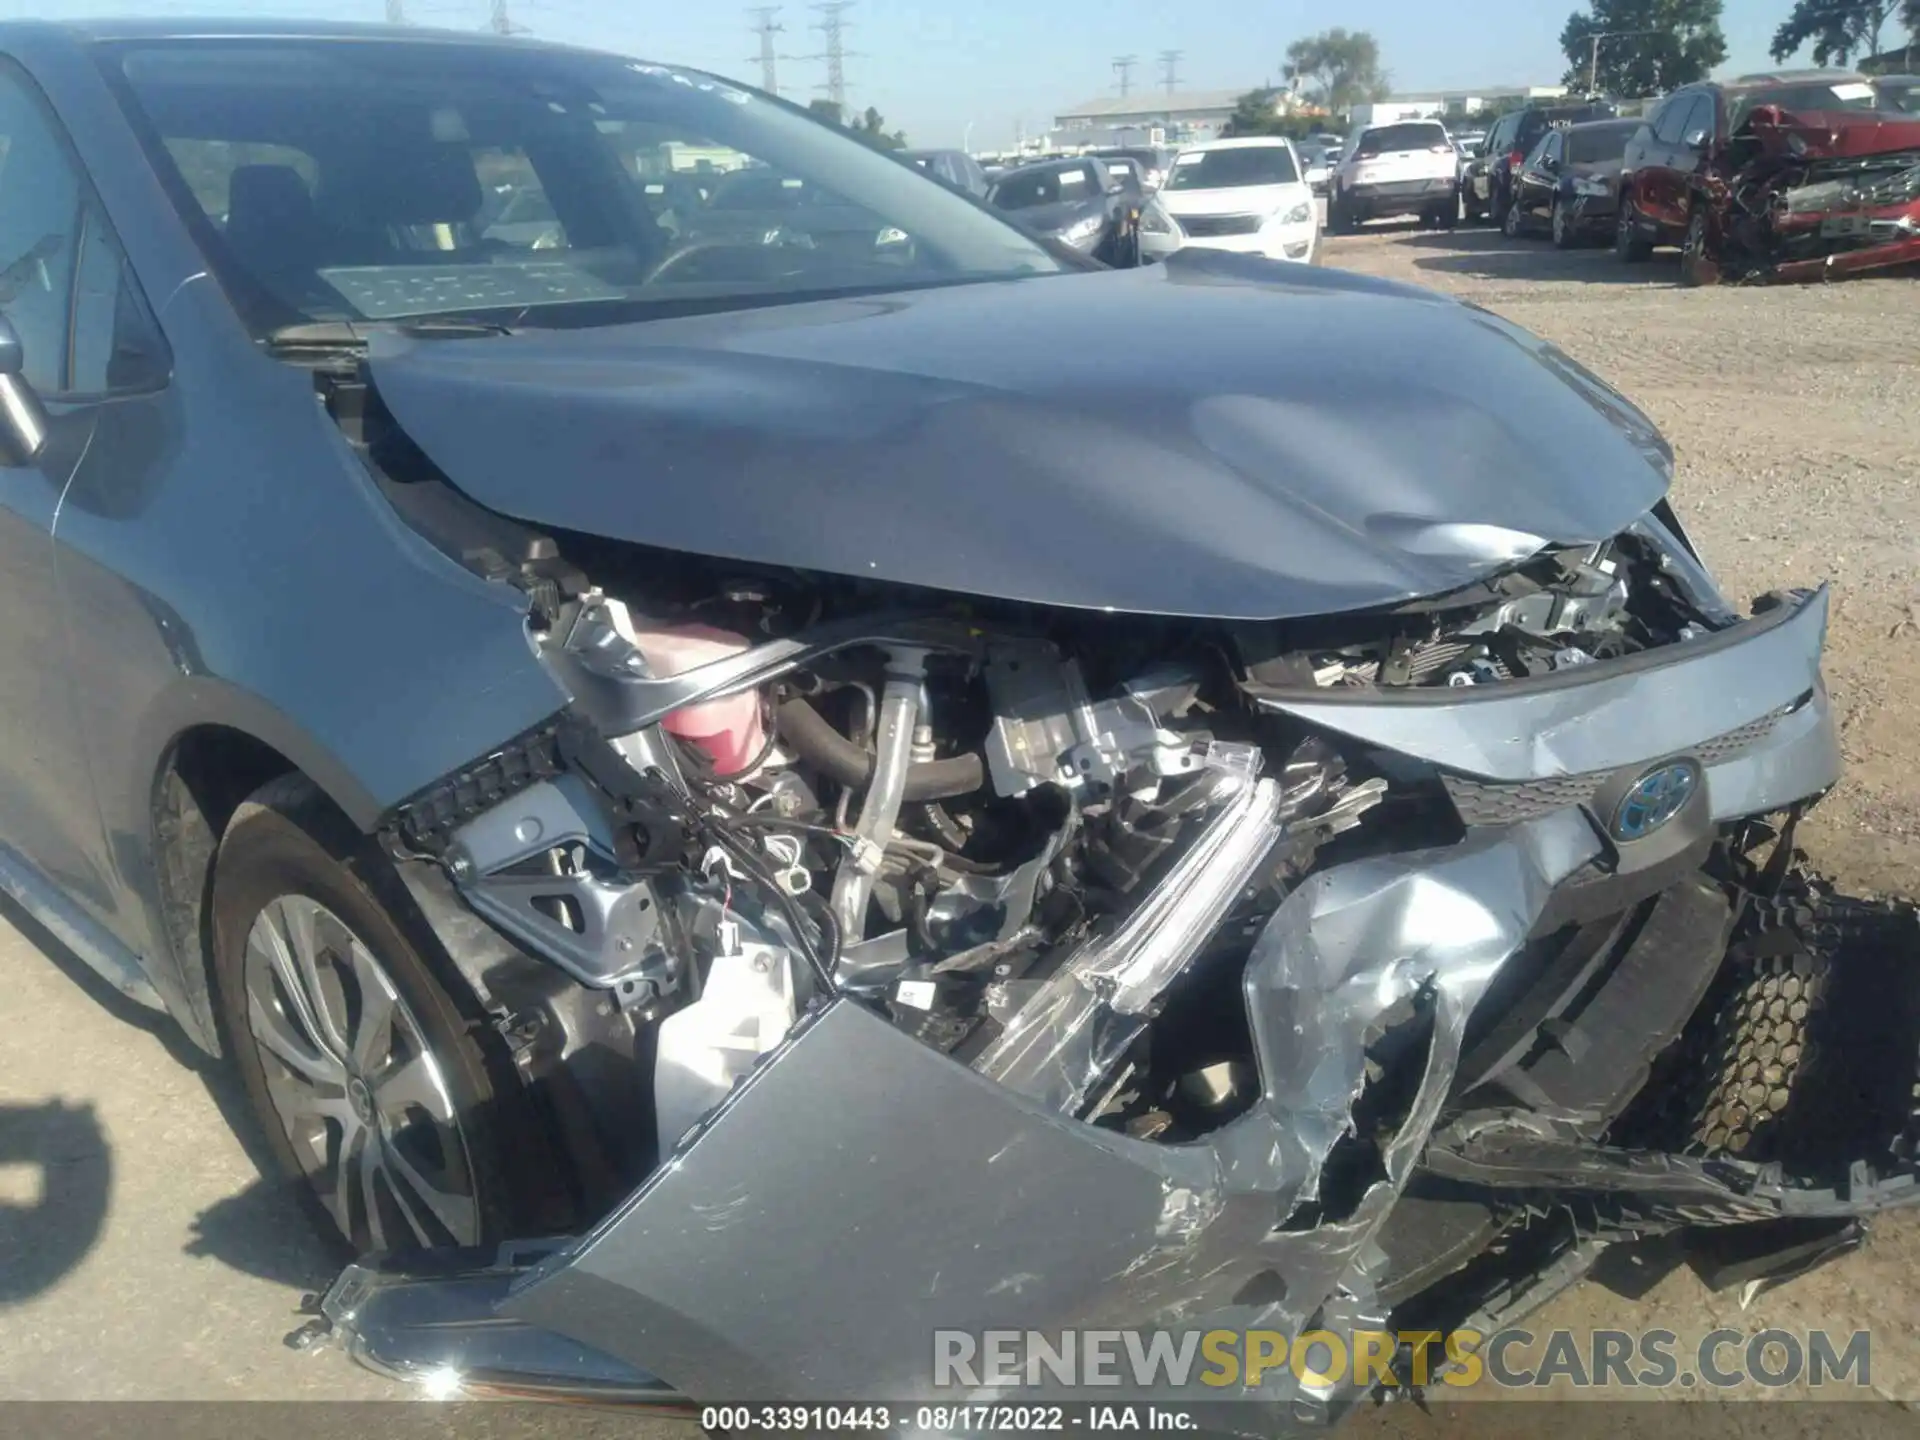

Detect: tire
[212,774,552,1254]
[1434,194,1459,230]
[1330,191,1358,234]
[1615,192,1653,262]
[1502,199,1525,238]
[1678,206,1720,287]
[1551,197,1576,250]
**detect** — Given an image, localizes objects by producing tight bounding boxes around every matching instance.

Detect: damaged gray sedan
[5,17,1916,1426]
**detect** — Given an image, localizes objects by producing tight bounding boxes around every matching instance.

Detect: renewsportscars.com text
[933,1327,1873,1392]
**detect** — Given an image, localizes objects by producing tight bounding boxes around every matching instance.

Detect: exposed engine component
[1238,530,1717,692]
[397,515,1749,1186]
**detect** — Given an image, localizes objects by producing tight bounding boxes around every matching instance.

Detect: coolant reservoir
[630,620,766,775]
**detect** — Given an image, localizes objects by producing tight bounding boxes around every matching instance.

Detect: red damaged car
[1616,70,1920,285]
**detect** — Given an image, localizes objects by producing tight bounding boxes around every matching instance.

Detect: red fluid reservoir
[630,621,766,776]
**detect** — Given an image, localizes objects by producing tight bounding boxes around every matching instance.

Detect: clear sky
[29,0,1842,148]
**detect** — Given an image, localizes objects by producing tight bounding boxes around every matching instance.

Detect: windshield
[1564,122,1639,164]
[1165,145,1298,190]
[988,163,1099,210]
[1731,80,1888,128]
[1354,123,1447,157]
[99,38,1063,333]
[1881,78,1920,113]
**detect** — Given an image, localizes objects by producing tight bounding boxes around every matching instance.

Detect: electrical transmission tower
[747,7,787,94]
[490,0,512,34]
[809,1,857,112]
[385,0,405,22]
[1112,54,1136,97]
[1158,49,1183,98]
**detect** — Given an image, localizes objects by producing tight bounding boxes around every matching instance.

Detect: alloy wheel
[242,895,480,1251]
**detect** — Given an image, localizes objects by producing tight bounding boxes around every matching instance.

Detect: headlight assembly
[1280,200,1314,226]
[1061,215,1104,244]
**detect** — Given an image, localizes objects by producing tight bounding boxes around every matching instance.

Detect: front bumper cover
[319,589,1904,1420]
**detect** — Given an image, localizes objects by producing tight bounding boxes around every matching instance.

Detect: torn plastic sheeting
[494,811,1598,1406]
[971,774,1285,1114]
[1425,1111,1920,1220]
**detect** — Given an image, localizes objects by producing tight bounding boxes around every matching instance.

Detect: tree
[804,98,907,149]
[1559,0,1727,96]
[853,105,908,150]
[1283,29,1391,113]
[1769,0,1896,64]
[1222,87,1287,137]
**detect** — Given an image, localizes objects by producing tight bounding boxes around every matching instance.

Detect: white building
[1053,88,1261,145]
[1349,84,1569,127]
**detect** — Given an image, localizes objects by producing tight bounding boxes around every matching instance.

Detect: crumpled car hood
[1749,105,1920,159]
[367,249,1672,621]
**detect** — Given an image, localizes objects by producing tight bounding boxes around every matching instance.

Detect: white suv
[1156,138,1319,263]
[1328,118,1461,231]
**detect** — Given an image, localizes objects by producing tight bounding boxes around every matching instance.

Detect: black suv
[1465,98,1620,225]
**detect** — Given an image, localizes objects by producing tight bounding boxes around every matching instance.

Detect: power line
[807,1,858,112]
[1157,48,1183,98]
[1112,54,1136,97]
[747,6,788,94]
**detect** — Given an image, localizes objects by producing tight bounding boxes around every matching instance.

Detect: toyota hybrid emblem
[1610,760,1701,841]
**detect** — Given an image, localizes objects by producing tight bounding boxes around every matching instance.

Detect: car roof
[0,16,619,62]
[1734,67,1868,84]
[1176,136,1296,152]
[1564,117,1639,133]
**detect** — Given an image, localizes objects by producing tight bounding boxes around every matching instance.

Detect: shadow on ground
[0,1099,110,1302]
[0,891,341,1291]
[1395,226,1681,286]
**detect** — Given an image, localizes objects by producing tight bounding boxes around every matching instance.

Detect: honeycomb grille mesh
[1442,712,1783,827]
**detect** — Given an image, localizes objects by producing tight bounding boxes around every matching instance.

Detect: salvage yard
[0,223,1917,1426]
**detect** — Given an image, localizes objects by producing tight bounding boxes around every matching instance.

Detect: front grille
[1442,712,1785,828]
[1179,213,1263,237]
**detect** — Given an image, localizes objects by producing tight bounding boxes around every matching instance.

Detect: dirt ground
[0,221,1914,1431]
[1321,219,1920,1426]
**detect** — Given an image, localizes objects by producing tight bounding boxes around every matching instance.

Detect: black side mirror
[0,316,49,468]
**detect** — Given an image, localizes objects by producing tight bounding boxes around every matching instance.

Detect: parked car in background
[1157,137,1318,262]
[1135,193,1186,261]
[1300,145,1332,193]
[1619,70,1920,284]
[1614,71,1894,279]
[1091,146,1171,192]
[1502,118,1640,248]
[1876,73,1920,111]
[1468,98,1620,226]
[987,155,1139,263]
[0,19,1901,1422]
[900,148,990,197]
[1452,128,1487,156]
[1328,118,1459,230]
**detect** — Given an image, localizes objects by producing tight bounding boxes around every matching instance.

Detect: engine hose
[776,696,984,801]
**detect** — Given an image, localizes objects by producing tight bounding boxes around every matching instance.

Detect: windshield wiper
[262,317,514,356]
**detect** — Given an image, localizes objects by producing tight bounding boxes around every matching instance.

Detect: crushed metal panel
[502,999,1220,1400]
[1256,588,1828,781]
[500,810,1602,1406]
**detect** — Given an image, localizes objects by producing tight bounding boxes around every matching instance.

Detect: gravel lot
[0,221,1915,1428]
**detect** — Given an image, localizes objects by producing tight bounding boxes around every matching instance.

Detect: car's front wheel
[1502,199,1525,238]
[1615,192,1653,262]
[1551,197,1576,249]
[212,775,551,1254]
[1678,207,1720,287]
